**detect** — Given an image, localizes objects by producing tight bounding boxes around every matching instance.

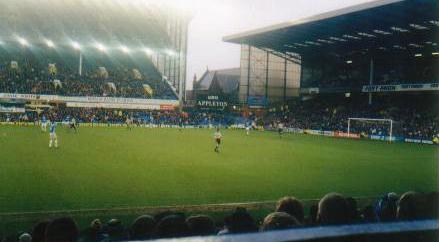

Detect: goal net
[347,118,400,142]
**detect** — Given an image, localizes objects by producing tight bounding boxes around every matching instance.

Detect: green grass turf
[0,125,437,213]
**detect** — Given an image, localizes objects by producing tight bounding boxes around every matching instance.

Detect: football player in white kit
[277,121,284,138]
[69,117,77,132]
[126,116,133,130]
[41,115,48,132]
[49,120,58,148]
[214,128,222,153]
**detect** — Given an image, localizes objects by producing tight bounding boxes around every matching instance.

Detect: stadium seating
[2,191,437,242]
[0,48,177,100]
[301,55,439,89]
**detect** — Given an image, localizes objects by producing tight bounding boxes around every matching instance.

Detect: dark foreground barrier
[151,220,438,242]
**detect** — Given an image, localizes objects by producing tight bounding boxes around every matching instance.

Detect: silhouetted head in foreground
[186,215,216,236]
[18,233,31,242]
[31,220,50,242]
[307,204,319,225]
[397,191,421,220]
[45,217,79,242]
[261,212,301,231]
[375,192,399,222]
[361,205,377,223]
[156,214,189,238]
[223,207,258,234]
[318,193,350,225]
[275,196,305,223]
[104,219,126,241]
[129,215,156,240]
[345,197,359,221]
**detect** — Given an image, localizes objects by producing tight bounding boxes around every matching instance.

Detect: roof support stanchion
[368,57,374,105]
[78,51,82,77]
[283,54,287,103]
[247,45,251,105]
[265,50,269,100]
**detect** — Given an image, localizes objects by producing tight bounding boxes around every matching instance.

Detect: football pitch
[0,125,437,214]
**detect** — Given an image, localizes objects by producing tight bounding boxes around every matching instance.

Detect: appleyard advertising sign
[196,95,228,110]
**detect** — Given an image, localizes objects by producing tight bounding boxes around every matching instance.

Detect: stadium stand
[0,47,176,99]
[265,94,439,140]
[0,191,437,242]
[299,53,439,89]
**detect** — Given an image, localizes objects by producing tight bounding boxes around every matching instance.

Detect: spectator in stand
[45,217,79,242]
[18,233,31,242]
[307,204,319,225]
[156,214,189,238]
[361,205,378,223]
[260,212,301,231]
[2,233,22,242]
[186,215,217,236]
[79,219,106,242]
[317,193,350,225]
[0,191,437,241]
[31,220,50,242]
[103,219,126,242]
[129,215,156,240]
[397,191,422,221]
[345,197,360,222]
[275,196,305,224]
[375,192,399,222]
[218,207,258,235]
[425,192,439,219]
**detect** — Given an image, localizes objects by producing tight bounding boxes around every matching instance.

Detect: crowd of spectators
[0,94,437,140]
[0,108,242,127]
[266,95,439,140]
[2,191,437,242]
[0,53,176,99]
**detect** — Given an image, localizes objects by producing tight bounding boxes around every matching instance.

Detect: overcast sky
[185,0,375,89]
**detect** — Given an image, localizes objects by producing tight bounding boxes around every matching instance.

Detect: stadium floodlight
[143,47,153,55]
[165,49,176,56]
[17,37,29,46]
[71,41,81,50]
[95,42,107,52]
[45,39,55,48]
[414,53,423,57]
[119,45,130,53]
[409,23,428,30]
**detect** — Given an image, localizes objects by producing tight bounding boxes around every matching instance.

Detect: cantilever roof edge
[223,0,404,43]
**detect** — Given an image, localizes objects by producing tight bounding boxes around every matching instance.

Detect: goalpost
[347,118,394,142]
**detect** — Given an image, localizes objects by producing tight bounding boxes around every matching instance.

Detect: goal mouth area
[347,118,396,142]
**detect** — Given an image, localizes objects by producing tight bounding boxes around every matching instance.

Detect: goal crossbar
[347,118,394,142]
